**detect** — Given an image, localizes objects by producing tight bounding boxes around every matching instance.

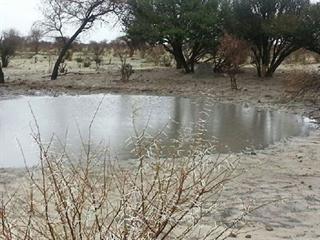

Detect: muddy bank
[1,67,319,119]
[0,66,320,240]
[1,129,319,240]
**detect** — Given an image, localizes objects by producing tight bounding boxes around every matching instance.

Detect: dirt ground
[0,56,320,239]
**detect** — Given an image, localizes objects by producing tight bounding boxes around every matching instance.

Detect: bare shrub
[146,46,166,66]
[217,34,249,90]
[59,62,68,74]
[29,27,43,55]
[0,107,250,239]
[89,41,105,70]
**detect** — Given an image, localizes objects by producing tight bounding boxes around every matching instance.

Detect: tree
[39,0,123,80]
[0,29,21,68]
[29,26,44,54]
[118,35,147,57]
[217,33,249,90]
[0,63,4,84]
[123,0,223,73]
[89,41,106,69]
[231,0,310,77]
[299,3,320,54]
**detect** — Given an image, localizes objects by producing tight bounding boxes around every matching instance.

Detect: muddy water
[0,94,313,168]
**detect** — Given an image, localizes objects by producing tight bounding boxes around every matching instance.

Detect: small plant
[59,62,68,74]
[83,57,92,68]
[75,56,84,63]
[89,41,105,70]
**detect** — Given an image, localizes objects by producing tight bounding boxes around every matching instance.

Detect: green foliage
[124,0,223,73]
[75,56,84,63]
[300,3,320,54]
[230,0,310,77]
[83,57,92,68]
[0,29,21,68]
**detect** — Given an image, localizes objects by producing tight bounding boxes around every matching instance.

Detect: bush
[119,52,133,82]
[83,57,92,68]
[75,56,84,63]
[0,114,244,239]
[217,34,249,90]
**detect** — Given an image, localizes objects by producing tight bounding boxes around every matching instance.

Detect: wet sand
[0,59,319,239]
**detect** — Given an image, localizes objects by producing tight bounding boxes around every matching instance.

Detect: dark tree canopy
[0,29,21,68]
[230,0,310,77]
[299,3,320,54]
[123,0,223,73]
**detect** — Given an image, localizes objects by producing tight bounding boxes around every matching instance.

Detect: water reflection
[0,94,312,168]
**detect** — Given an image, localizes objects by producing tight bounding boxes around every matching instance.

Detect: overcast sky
[0,0,123,42]
[1,0,319,43]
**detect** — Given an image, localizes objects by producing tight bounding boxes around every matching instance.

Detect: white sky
[0,0,123,43]
[0,0,319,43]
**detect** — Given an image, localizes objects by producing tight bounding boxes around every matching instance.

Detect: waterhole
[0,94,314,168]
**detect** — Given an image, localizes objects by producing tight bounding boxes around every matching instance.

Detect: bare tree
[89,41,106,69]
[39,0,123,80]
[217,34,249,90]
[0,29,21,68]
[29,26,44,54]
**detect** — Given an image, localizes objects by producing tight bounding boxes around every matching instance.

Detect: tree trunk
[51,20,88,80]
[51,41,73,80]
[189,61,195,73]
[173,52,191,73]
[229,73,238,90]
[1,56,9,68]
[0,64,4,83]
[174,55,183,69]
[171,43,192,73]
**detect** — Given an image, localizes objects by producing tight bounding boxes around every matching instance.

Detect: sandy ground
[0,55,320,239]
